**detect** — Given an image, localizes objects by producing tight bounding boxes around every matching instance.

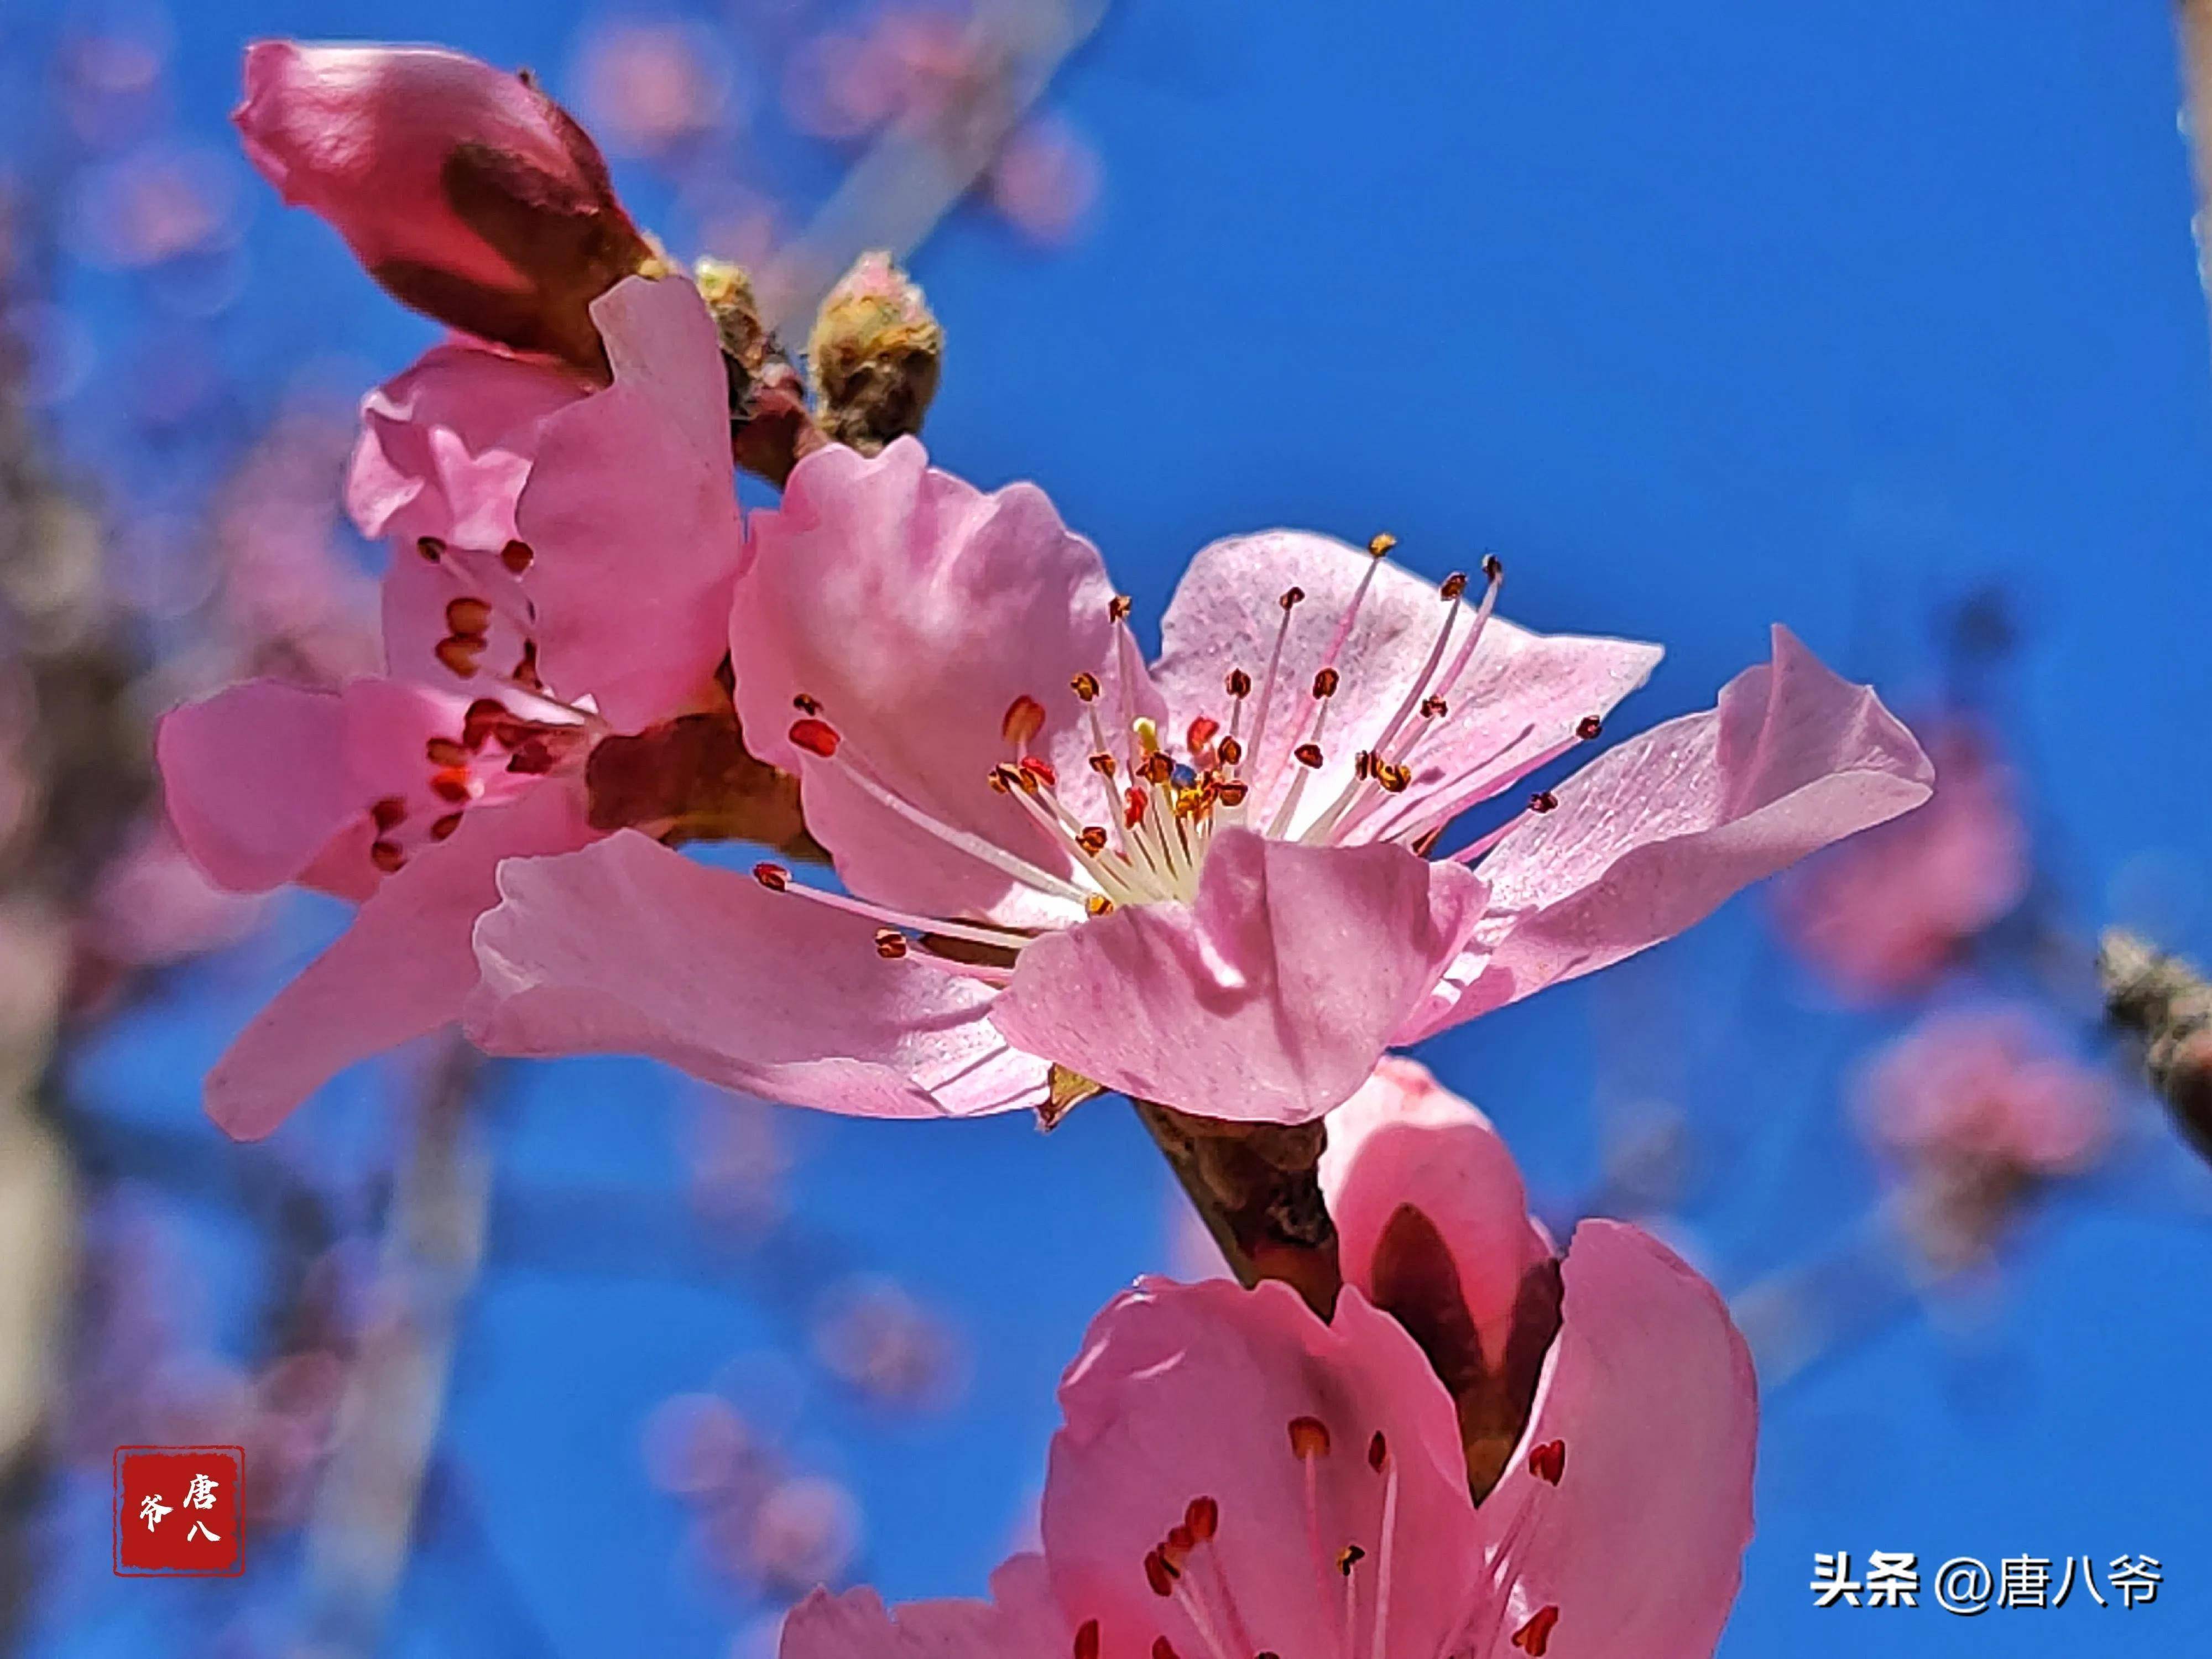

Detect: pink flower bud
[234,41,655,373]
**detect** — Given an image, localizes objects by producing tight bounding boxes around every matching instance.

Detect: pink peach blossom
[471,439,1933,1126]
[1768,717,2027,1000]
[782,1058,1757,1659]
[234,41,652,369]
[158,275,741,1138]
[1856,1006,2111,1177]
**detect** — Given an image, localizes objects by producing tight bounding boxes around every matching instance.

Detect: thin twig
[294,1040,492,1658]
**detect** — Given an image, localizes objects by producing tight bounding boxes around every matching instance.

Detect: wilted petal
[1469,1221,1756,1659]
[467,831,1050,1118]
[989,829,1485,1123]
[1044,1277,1479,1659]
[205,778,593,1140]
[732,439,1161,930]
[1414,626,1933,1036]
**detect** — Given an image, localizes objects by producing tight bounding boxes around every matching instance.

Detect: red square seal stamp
[113,1446,244,1576]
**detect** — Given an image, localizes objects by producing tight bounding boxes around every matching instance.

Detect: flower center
[755,541,1606,969]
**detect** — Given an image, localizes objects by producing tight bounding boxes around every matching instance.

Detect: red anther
[425,735,470,768]
[1293,742,1325,769]
[1354,750,1374,779]
[1073,1621,1100,1659]
[1367,1431,1389,1472]
[511,640,544,692]
[371,795,408,832]
[1163,1524,1194,1560]
[1124,787,1149,828]
[1217,735,1244,766]
[1374,760,1411,793]
[1225,667,1253,698]
[1139,752,1175,786]
[499,539,534,573]
[416,535,445,563]
[1311,666,1340,698]
[430,812,464,842]
[1510,1607,1559,1655]
[1184,1496,1218,1542]
[435,637,485,678]
[1368,531,1397,557]
[1439,571,1469,601]
[1003,695,1048,747]
[430,766,474,804]
[1143,1550,1176,1598]
[1575,714,1604,740]
[1109,594,1134,622]
[1278,586,1306,611]
[1152,1640,1180,1659]
[1287,1416,1331,1459]
[369,840,405,874]
[1421,695,1449,718]
[445,596,493,638]
[1088,752,1118,778]
[462,697,508,747]
[1020,755,1060,789]
[1528,789,1559,813]
[1078,826,1109,855]
[1482,552,1505,581]
[1527,1439,1567,1484]
[1336,1545,1365,1577]
[505,738,559,775]
[1217,780,1249,806]
[1186,716,1220,752]
[753,862,791,891]
[1086,894,1115,916]
[874,929,909,960]
[792,693,822,715]
[988,766,1016,795]
[790,718,842,758]
[1070,671,1101,702]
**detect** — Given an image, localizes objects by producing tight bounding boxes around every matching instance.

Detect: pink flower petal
[158,681,362,896]
[1415,625,1933,1035]
[512,274,745,728]
[466,831,1050,1118]
[732,439,1161,931]
[1150,530,1661,838]
[1042,1277,1479,1659]
[990,829,1486,1123]
[1318,1057,1553,1374]
[347,340,582,553]
[1473,1220,1756,1659]
[206,778,593,1140]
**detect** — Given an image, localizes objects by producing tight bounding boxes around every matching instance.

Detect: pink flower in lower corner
[780,1058,1757,1659]
[467,436,1934,1126]
[157,274,745,1140]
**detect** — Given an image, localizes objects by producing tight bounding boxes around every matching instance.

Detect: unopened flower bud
[234,41,658,375]
[806,251,943,455]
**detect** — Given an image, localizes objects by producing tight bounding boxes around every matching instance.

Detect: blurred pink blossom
[748,1474,863,1593]
[987,115,1099,244]
[575,22,733,155]
[1857,1006,2110,1178]
[811,1275,966,1410]
[1855,1005,2113,1268]
[1770,717,2028,1000]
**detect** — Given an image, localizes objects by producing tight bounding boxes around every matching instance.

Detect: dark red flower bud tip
[1003,695,1047,747]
